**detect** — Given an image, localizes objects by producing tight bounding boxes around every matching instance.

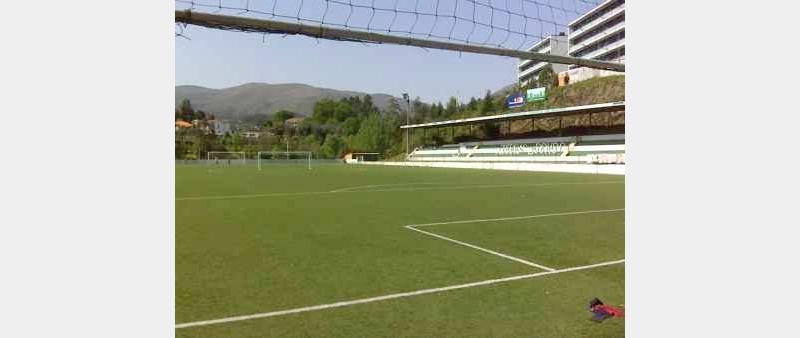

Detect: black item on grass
[589,297,604,309]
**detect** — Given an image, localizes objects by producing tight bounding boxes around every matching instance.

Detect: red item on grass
[595,304,624,317]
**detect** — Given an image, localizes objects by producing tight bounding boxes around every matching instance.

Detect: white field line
[175,190,331,201]
[329,182,439,193]
[176,181,624,201]
[363,181,622,193]
[405,225,556,271]
[410,208,625,228]
[175,259,624,329]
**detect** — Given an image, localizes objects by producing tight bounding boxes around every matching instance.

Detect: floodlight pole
[403,93,410,159]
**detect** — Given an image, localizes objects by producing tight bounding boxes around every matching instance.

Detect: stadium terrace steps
[407,134,624,164]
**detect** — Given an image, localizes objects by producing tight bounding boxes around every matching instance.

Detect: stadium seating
[408,134,624,164]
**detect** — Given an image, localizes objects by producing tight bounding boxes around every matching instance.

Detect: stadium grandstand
[401,102,625,169]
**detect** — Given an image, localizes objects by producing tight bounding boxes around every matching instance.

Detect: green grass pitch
[176,163,625,337]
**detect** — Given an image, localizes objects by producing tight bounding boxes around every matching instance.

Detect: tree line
[175,68,567,160]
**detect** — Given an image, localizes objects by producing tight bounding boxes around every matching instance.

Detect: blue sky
[175,0,597,103]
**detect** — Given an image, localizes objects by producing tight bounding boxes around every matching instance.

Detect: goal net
[207,151,246,165]
[257,151,312,170]
[175,1,624,72]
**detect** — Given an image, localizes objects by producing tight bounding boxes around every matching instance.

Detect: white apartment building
[568,0,625,63]
[517,33,569,87]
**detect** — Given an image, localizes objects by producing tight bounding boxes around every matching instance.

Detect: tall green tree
[445,97,460,117]
[226,133,243,151]
[362,95,374,114]
[312,99,337,124]
[302,134,323,154]
[348,95,374,117]
[480,90,494,115]
[342,116,361,136]
[352,113,390,154]
[333,101,355,122]
[386,97,402,117]
[320,134,345,159]
[467,97,479,112]
[429,102,442,120]
[537,65,556,88]
[412,97,426,123]
[272,110,294,124]
[178,99,194,115]
[178,99,195,121]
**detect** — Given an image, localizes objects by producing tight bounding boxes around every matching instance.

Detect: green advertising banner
[526,87,547,102]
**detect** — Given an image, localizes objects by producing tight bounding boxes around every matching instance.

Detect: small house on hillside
[241,131,261,139]
[175,120,193,130]
[284,117,307,128]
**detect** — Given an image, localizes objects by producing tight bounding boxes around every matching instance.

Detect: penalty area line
[405,225,557,271]
[328,182,440,193]
[175,259,624,329]
[409,208,625,227]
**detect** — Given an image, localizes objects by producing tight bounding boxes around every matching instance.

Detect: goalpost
[207,151,246,165]
[257,151,312,170]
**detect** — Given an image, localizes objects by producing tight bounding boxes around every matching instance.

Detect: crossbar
[175,10,625,72]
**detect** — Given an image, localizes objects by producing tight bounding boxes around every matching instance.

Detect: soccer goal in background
[207,151,246,166]
[257,151,312,170]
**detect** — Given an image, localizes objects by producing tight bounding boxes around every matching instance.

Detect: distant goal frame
[257,151,312,170]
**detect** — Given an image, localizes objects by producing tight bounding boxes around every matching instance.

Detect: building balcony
[569,21,625,56]
[569,3,625,40]
[574,39,625,61]
[518,61,549,80]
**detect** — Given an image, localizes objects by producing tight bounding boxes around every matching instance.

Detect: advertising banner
[526,87,547,102]
[507,93,525,108]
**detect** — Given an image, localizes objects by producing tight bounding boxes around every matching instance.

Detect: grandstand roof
[399,101,625,130]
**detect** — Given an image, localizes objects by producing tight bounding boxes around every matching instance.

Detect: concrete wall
[550,35,570,75]
[560,67,624,85]
[352,161,625,175]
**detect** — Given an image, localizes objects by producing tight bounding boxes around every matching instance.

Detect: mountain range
[175,83,399,119]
